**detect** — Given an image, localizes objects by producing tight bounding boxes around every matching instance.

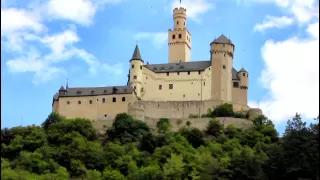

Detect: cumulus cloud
[250,0,319,32]
[134,32,168,49]
[254,15,294,32]
[249,0,319,123]
[1,0,126,84]
[170,0,214,22]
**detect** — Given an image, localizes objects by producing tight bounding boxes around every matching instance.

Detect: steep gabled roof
[239,68,247,72]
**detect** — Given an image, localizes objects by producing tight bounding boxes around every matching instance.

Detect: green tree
[156,118,171,133]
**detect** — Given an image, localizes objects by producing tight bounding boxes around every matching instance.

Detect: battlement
[173,7,187,17]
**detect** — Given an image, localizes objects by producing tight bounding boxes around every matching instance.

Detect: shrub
[210,103,234,117]
[188,114,199,118]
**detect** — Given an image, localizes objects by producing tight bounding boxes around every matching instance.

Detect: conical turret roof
[239,68,247,72]
[211,34,233,45]
[59,85,66,91]
[130,45,143,62]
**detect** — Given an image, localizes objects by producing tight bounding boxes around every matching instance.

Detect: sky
[1,0,319,135]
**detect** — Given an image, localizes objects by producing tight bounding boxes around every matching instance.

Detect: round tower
[238,68,249,105]
[129,45,144,98]
[173,7,187,30]
[238,68,249,89]
[210,34,234,102]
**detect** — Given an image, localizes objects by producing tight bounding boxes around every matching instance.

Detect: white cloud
[170,0,214,22]
[249,0,319,32]
[1,8,44,35]
[2,0,126,84]
[134,32,168,49]
[249,22,319,123]
[45,0,96,26]
[254,15,294,32]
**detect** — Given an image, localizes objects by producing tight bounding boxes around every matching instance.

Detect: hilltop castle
[52,7,256,123]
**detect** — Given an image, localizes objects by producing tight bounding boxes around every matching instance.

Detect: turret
[129,45,144,98]
[168,7,191,63]
[59,85,67,96]
[238,68,248,89]
[210,34,234,102]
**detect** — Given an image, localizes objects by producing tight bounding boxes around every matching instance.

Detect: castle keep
[52,7,254,122]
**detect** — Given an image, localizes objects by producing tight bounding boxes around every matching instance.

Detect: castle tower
[168,7,192,63]
[238,68,249,105]
[129,45,144,98]
[210,35,234,102]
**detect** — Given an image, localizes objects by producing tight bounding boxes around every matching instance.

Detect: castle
[52,7,257,123]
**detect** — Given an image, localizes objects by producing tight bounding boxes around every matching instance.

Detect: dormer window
[77,91,82,95]
[112,87,118,94]
[91,90,94,95]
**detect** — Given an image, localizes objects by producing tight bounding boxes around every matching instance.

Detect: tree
[156,118,171,133]
[206,118,223,137]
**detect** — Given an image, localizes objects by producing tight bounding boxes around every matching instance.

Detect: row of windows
[66,97,126,105]
[131,65,142,69]
[172,34,191,42]
[166,71,202,76]
[76,88,121,95]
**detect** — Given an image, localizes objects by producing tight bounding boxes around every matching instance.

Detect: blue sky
[1,0,319,135]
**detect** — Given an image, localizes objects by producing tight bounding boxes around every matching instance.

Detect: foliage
[156,118,171,133]
[188,114,200,118]
[1,112,319,180]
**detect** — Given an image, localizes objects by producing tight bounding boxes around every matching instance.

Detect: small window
[112,97,116,102]
[167,72,169,76]
[67,101,70,104]
[204,82,205,86]
[159,85,162,90]
[177,72,180,75]
[132,64,134,68]
[104,90,107,93]
[179,34,182,39]
[77,91,82,94]
[104,114,108,117]
[177,21,179,25]
[223,65,226,69]
[134,86,136,90]
[188,71,190,75]
[169,84,173,89]
[198,71,201,75]
[122,97,126,102]
[146,77,148,79]
[209,68,211,70]
[198,93,200,96]
[243,73,245,76]
[141,87,144,92]
[183,94,185,97]
[233,82,239,88]
[140,65,142,70]
[172,35,175,39]
[102,98,106,103]
[134,75,137,79]
[89,100,92,104]
[224,54,226,57]
[91,90,94,95]
[184,22,185,25]
[78,101,81,104]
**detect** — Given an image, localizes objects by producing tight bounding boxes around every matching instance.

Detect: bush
[211,103,234,117]
[188,114,199,118]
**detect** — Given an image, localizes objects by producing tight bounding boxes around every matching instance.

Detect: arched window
[122,97,126,102]
[112,97,116,102]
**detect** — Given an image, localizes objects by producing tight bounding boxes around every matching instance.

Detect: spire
[130,44,143,62]
[66,78,69,89]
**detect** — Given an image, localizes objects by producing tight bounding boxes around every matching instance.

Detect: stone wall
[92,116,253,133]
[128,100,250,120]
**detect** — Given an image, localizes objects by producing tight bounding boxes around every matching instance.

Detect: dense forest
[1,111,319,180]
